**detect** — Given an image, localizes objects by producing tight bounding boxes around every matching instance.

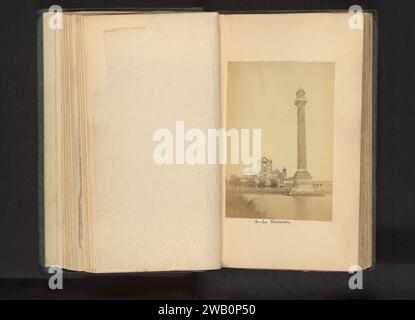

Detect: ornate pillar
[290,87,314,196]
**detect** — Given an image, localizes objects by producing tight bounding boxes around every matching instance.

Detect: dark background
[0,0,414,299]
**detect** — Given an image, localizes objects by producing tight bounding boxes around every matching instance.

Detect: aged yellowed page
[43,12,96,271]
[221,13,365,271]
[82,13,221,272]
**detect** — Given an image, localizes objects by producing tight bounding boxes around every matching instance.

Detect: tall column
[290,87,314,196]
[297,103,307,170]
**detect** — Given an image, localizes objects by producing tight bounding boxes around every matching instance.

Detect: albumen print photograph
[225,61,335,221]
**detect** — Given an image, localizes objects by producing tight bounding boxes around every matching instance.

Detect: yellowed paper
[221,13,364,271]
[82,13,221,272]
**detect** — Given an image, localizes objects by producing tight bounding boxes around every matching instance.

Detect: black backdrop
[1,0,414,299]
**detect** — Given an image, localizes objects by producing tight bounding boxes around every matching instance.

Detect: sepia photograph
[225,61,335,221]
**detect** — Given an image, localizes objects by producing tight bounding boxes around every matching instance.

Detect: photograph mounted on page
[225,61,334,221]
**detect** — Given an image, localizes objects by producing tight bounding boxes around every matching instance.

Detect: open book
[40,11,375,272]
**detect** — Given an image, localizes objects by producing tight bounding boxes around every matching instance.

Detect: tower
[290,87,314,196]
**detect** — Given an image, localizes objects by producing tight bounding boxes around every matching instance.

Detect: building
[239,157,288,188]
[241,174,257,187]
[258,157,273,186]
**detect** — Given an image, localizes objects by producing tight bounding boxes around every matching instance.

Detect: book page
[221,13,364,271]
[82,13,221,272]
